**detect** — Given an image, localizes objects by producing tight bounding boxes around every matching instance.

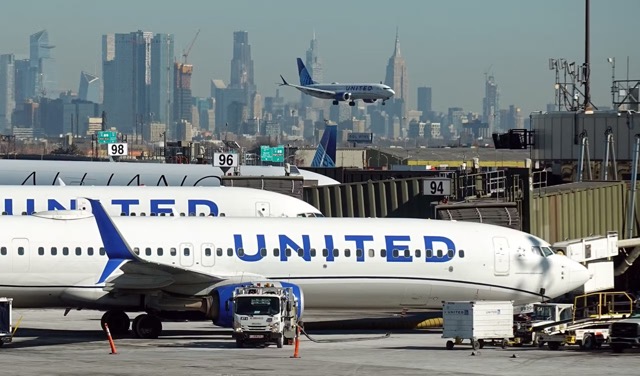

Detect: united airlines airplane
[0,185,323,217]
[0,200,591,339]
[280,58,395,106]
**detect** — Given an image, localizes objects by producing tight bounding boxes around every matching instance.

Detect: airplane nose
[389,89,396,96]
[568,260,592,287]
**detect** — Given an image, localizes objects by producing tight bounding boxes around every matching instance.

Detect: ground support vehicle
[609,314,640,353]
[442,301,513,350]
[0,297,12,347]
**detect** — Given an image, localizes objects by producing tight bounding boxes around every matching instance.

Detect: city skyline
[0,0,638,117]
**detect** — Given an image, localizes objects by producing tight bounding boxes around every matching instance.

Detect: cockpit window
[296,212,324,217]
[541,247,554,257]
[532,246,554,257]
[531,246,543,256]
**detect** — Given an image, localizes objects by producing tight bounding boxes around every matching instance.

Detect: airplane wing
[87,198,265,296]
[280,75,336,99]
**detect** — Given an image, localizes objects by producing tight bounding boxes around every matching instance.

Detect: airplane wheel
[132,314,162,339]
[101,310,130,335]
[332,100,339,105]
[446,340,454,350]
[349,101,355,107]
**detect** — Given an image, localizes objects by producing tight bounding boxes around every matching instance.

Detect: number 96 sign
[107,143,128,156]
[213,153,239,167]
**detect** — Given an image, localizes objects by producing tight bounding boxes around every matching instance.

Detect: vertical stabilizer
[297,58,317,86]
[311,123,337,167]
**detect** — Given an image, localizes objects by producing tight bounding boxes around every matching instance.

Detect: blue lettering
[26,198,34,214]
[188,199,219,216]
[368,86,372,91]
[150,199,174,215]
[47,199,68,211]
[385,235,413,262]
[70,199,77,210]
[345,235,373,262]
[111,199,140,215]
[324,235,335,262]
[424,236,456,263]
[278,235,311,261]
[3,198,12,215]
[234,234,266,262]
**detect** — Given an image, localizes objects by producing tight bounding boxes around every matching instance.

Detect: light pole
[608,57,616,108]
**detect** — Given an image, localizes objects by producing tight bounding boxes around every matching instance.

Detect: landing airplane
[0,200,591,338]
[280,58,395,106]
[0,185,323,217]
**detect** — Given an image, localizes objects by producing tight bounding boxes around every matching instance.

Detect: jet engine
[210,281,304,327]
[335,92,351,102]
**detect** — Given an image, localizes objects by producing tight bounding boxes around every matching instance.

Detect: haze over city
[1,0,638,116]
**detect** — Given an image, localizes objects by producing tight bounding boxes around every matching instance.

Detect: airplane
[280,58,395,106]
[0,185,323,217]
[0,159,339,186]
[0,199,591,339]
[311,122,337,167]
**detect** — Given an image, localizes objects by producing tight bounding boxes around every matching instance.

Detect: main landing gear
[348,101,355,106]
[101,310,163,339]
[332,100,339,105]
[382,100,386,105]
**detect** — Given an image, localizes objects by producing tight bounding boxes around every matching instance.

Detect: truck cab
[609,312,640,353]
[228,284,298,348]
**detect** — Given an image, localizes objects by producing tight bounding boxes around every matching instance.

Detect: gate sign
[107,143,128,156]
[423,177,451,196]
[97,131,117,144]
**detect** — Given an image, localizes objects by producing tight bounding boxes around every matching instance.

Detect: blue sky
[1,0,638,116]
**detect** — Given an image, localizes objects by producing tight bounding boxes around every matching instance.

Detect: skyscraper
[303,33,324,110]
[417,86,432,121]
[229,31,254,90]
[384,29,409,105]
[102,31,174,134]
[78,71,100,103]
[0,54,15,130]
[482,75,500,133]
[173,63,193,125]
[29,30,57,98]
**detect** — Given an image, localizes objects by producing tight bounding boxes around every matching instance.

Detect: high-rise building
[78,71,100,103]
[174,63,193,125]
[13,59,30,105]
[29,30,57,98]
[482,75,500,134]
[303,33,324,110]
[102,31,174,134]
[384,29,409,106]
[0,54,15,130]
[417,86,432,121]
[229,31,254,90]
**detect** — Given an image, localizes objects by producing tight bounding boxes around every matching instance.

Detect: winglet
[279,75,289,86]
[87,198,138,283]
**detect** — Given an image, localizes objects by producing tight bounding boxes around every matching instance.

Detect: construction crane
[182,29,201,64]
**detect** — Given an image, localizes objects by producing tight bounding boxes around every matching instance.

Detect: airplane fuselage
[307,83,394,101]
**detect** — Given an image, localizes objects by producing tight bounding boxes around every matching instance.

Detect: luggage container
[442,300,513,350]
[0,297,12,347]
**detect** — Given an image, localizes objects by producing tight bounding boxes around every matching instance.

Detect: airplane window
[315,213,325,217]
[426,249,433,258]
[541,247,554,257]
[180,213,185,217]
[131,213,136,216]
[368,249,375,258]
[227,248,233,256]
[297,213,306,217]
[436,250,443,258]
[0,247,5,256]
[133,247,139,255]
[356,249,363,258]
[531,246,543,256]
[322,249,328,257]
[21,211,27,215]
[38,247,44,256]
[51,247,57,256]
[87,247,94,256]
[447,249,455,258]
[99,247,105,256]
[216,248,223,256]
[63,247,69,256]
[459,250,465,258]
[1,212,5,215]
[237,248,244,257]
[392,249,399,258]
[170,248,177,256]
[273,248,280,257]
[189,212,196,216]
[205,248,212,257]
[199,213,205,217]
[380,249,387,258]
[170,213,175,217]
[184,248,191,256]
[297,248,304,257]
[16,247,24,256]
[140,213,146,216]
[345,249,351,258]
[333,249,339,257]
[145,247,152,256]
[286,248,292,257]
[76,247,82,256]
[120,212,126,216]
[415,249,421,258]
[260,248,267,257]
[157,248,163,256]
[310,248,316,257]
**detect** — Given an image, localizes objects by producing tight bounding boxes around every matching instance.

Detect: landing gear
[382,100,386,105]
[101,310,130,335]
[332,100,339,105]
[132,314,163,339]
[348,101,355,107]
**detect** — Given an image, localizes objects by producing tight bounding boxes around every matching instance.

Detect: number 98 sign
[108,143,128,156]
[213,153,239,167]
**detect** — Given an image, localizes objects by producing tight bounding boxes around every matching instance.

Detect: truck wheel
[277,335,284,349]
[582,334,594,351]
[611,343,625,353]
[446,340,454,350]
[548,341,561,350]
[478,339,485,349]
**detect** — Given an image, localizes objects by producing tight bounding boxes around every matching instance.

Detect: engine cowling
[210,281,304,327]
[335,92,351,101]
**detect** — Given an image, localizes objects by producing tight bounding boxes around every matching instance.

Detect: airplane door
[493,237,510,276]
[11,238,30,273]
[202,243,215,267]
[256,202,270,217]
[179,242,195,267]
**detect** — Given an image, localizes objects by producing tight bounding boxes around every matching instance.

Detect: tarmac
[1,309,638,376]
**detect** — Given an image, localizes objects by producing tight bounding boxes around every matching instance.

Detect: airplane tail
[311,122,337,167]
[297,58,317,86]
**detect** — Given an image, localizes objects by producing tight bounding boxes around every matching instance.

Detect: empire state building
[384,29,408,107]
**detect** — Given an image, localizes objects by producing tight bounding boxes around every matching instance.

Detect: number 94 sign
[108,143,128,156]
[423,178,451,196]
[213,153,239,167]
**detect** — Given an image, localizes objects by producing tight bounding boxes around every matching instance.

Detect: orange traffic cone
[290,324,301,358]
[103,323,118,354]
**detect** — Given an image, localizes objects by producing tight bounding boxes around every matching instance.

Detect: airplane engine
[335,92,351,101]
[210,282,304,327]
